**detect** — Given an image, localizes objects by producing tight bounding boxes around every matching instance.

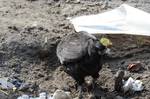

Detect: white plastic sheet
[123,77,144,92]
[70,4,150,36]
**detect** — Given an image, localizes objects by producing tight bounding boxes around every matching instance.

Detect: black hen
[56,31,106,98]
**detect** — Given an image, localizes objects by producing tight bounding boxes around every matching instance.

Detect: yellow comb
[100,37,112,47]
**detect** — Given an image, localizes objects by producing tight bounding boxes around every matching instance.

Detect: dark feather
[56,31,105,85]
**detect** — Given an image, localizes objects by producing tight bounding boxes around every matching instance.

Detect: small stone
[53,89,72,99]
[19,83,30,91]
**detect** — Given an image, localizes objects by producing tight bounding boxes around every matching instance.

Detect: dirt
[0,0,150,99]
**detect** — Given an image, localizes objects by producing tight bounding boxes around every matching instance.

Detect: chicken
[56,31,110,98]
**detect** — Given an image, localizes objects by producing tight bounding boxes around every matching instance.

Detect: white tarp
[70,4,150,36]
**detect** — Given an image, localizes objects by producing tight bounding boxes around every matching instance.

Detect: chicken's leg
[78,85,83,99]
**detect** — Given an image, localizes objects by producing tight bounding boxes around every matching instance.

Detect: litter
[114,71,144,93]
[127,61,142,72]
[70,4,150,36]
[123,77,144,92]
[0,78,15,90]
[17,95,29,99]
[17,92,53,99]
[17,90,72,99]
[0,77,30,92]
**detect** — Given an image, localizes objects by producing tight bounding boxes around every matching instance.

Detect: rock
[53,89,72,99]
[19,83,30,91]
[114,70,124,92]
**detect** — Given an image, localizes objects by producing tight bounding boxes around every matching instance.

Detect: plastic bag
[70,4,150,36]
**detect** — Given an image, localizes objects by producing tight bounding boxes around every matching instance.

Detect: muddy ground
[0,0,150,99]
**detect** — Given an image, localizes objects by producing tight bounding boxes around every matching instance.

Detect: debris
[70,4,150,36]
[0,78,14,90]
[132,80,144,91]
[0,89,9,95]
[17,92,53,99]
[0,77,30,91]
[39,92,48,99]
[127,61,142,72]
[114,71,144,93]
[123,77,134,93]
[17,90,72,99]
[17,95,29,99]
[123,77,144,92]
[53,89,72,99]
[0,77,34,95]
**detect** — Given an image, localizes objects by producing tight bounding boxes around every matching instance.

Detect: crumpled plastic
[123,77,144,92]
[70,4,150,36]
